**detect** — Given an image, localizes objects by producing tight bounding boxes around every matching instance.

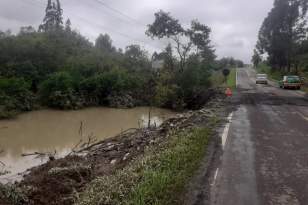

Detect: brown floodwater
[0,107,175,183]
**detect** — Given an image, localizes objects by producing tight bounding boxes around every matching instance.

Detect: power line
[25,0,162,51]
[93,0,146,27]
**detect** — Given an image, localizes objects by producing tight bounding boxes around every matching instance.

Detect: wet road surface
[211,68,308,205]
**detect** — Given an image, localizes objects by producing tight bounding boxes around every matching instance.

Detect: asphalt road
[211,67,308,205]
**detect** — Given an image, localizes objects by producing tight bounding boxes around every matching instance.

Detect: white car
[256,74,268,84]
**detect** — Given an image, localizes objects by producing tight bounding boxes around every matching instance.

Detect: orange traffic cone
[225,88,232,97]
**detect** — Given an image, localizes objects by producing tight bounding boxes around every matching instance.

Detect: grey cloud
[0,0,274,63]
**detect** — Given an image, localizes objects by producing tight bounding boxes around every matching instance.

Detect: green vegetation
[254,0,308,78]
[77,128,213,205]
[0,3,244,119]
[226,69,236,90]
[210,71,225,87]
[0,78,35,118]
[256,63,283,81]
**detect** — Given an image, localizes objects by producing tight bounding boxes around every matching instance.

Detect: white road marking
[214,168,219,180]
[221,112,233,150]
[297,112,308,121]
[211,168,220,186]
[236,69,238,88]
[211,112,234,187]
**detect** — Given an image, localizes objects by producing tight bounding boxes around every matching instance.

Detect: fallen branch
[68,139,83,156]
[21,152,47,157]
[21,150,57,161]
[70,135,99,155]
[0,149,5,166]
[74,140,104,154]
[71,128,140,155]
[80,134,97,149]
[118,128,138,136]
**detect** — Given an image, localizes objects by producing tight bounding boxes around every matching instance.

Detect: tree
[65,19,72,32]
[124,45,150,72]
[0,78,35,118]
[252,49,262,68]
[164,43,175,70]
[217,57,241,68]
[257,0,308,72]
[95,34,115,53]
[39,0,63,32]
[19,26,36,35]
[0,30,11,38]
[146,10,187,71]
[146,10,214,71]
[125,45,147,60]
[39,72,77,108]
[222,69,230,83]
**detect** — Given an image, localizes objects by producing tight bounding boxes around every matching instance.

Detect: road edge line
[236,68,238,88]
[211,168,220,186]
[221,112,233,150]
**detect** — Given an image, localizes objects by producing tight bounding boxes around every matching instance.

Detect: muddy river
[0,107,174,183]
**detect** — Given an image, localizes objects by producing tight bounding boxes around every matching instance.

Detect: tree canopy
[256,0,308,72]
[0,2,244,118]
[146,10,215,71]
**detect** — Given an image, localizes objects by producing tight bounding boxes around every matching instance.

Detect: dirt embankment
[0,89,227,205]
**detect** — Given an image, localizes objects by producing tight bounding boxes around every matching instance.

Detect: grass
[226,68,236,90]
[0,184,28,204]
[76,127,214,205]
[210,71,225,87]
[256,63,283,81]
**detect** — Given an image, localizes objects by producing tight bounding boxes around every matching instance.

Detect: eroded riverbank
[0,90,228,205]
[0,107,174,183]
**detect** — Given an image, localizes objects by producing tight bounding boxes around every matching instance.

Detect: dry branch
[0,149,5,166]
[21,150,57,160]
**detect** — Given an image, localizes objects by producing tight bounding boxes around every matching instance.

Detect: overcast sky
[0,0,274,63]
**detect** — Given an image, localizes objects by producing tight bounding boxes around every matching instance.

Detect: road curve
[211,68,308,205]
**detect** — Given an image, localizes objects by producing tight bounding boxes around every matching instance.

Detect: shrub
[176,62,212,109]
[79,69,141,106]
[0,77,34,118]
[39,72,79,109]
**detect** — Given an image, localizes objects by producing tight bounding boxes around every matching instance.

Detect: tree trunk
[295,63,298,74]
[287,62,291,73]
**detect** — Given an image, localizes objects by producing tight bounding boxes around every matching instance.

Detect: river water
[0,107,174,183]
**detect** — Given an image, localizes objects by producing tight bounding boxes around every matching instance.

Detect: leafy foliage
[146,10,215,71]
[0,5,244,118]
[0,78,34,118]
[252,49,262,68]
[39,72,78,109]
[256,0,308,73]
[146,10,184,39]
[95,34,116,53]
